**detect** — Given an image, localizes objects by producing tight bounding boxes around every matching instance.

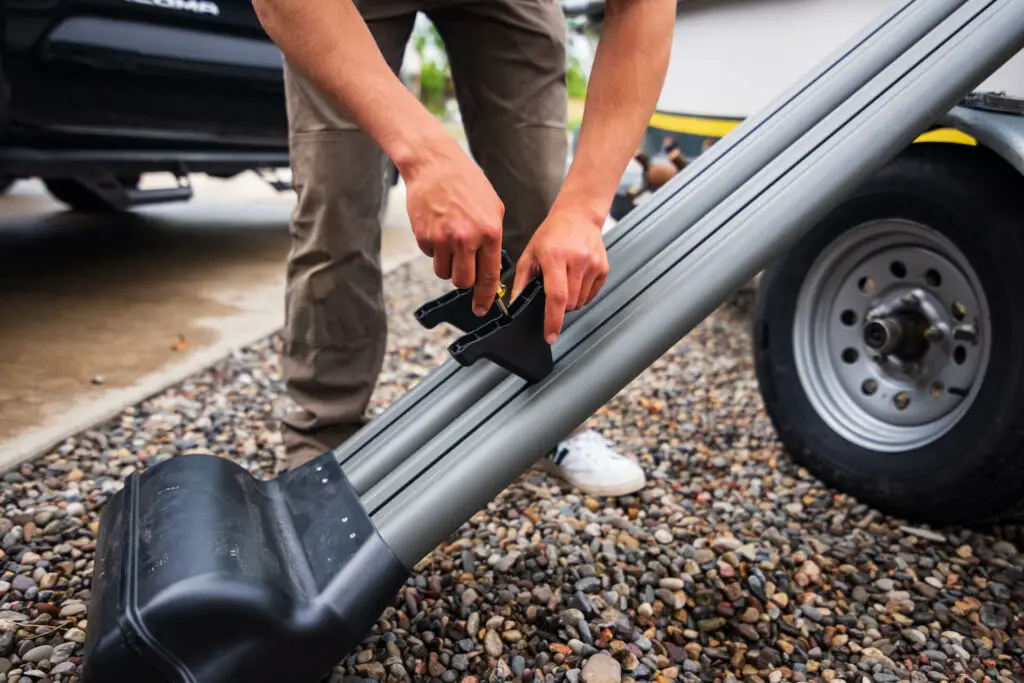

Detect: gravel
[1,257,1023,683]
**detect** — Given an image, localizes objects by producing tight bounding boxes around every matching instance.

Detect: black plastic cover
[82,451,409,683]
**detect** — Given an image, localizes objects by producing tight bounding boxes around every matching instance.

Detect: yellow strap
[648,111,977,146]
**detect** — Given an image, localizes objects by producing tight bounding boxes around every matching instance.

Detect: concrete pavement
[0,172,424,471]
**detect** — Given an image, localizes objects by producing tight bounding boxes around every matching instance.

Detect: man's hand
[511,208,609,344]
[512,0,674,343]
[404,139,506,317]
[250,0,506,314]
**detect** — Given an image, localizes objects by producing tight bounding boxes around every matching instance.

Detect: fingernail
[474,306,487,316]
[546,334,557,344]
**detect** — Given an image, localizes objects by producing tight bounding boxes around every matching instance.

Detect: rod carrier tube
[332,0,975,481]
[81,453,408,683]
[81,0,1024,680]
[372,0,1024,566]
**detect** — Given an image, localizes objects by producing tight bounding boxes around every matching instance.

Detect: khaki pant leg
[428,0,570,263]
[280,12,416,471]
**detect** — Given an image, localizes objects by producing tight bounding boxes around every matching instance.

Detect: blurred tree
[411,16,452,115]
[567,54,588,99]
[404,12,595,121]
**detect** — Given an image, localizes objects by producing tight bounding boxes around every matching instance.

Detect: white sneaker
[539,430,646,497]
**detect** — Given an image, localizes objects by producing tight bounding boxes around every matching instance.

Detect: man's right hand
[250,0,506,315]
[403,138,506,317]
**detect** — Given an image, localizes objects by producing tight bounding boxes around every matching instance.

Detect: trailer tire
[753,144,1024,527]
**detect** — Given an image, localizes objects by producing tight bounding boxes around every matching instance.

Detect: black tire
[753,143,1024,527]
[609,192,636,221]
[43,175,140,213]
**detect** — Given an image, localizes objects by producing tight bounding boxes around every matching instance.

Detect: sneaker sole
[537,459,647,497]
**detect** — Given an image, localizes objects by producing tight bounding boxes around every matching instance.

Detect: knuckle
[449,226,472,248]
[480,224,500,242]
[544,245,566,262]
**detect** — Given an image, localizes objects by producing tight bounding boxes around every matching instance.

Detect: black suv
[0,0,299,211]
[0,0,606,211]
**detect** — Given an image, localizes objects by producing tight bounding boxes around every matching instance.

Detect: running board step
[82,453,407,683]
[123,185,193,206]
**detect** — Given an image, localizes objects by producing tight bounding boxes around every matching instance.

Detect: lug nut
[952,323,977,343]
[923,325,945,342]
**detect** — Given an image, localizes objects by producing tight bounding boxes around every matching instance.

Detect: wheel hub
[793,220,991,452]
[863,311,931,359]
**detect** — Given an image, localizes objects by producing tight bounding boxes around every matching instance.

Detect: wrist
[549,186,610,231]
[387,116,462,183]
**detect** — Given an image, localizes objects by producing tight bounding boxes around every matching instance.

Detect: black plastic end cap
[82,452,409,683]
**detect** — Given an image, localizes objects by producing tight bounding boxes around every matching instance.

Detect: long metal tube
[338,0,971,492]
[374,0,1024,568]
[357,0,1005,512]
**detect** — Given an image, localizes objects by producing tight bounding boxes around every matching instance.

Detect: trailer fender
[938,103,1024,176]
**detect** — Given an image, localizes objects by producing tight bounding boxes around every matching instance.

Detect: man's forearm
[251,0,454,178]
[552,0,676,226]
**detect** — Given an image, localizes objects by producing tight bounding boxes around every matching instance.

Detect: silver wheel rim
[793,219,991,453]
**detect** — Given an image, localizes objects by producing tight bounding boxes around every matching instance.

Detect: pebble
[59,603,87,618]
[0,259,1019,682]
[484,630,503,657]
[21,646,51,664]
[581,653,621,683]
[654,529,673,544]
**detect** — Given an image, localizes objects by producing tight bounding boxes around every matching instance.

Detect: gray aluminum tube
[357,0,1005,512]
[374,0,1024,568]
[337,0,969,491]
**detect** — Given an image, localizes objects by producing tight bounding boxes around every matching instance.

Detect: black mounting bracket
[413,249,554,384]
[414,250,514,333]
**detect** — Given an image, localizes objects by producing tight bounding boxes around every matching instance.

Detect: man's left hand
[511,209,609,345]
